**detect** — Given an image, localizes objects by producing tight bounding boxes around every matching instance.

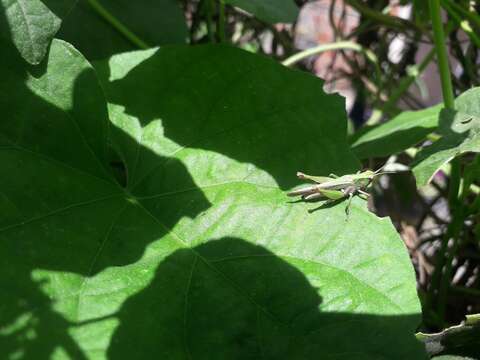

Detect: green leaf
[0,0,76,64]
[351,105,441,159]
[58,0,187,60]
[412,88,480,185]
[418,314,480,359]
[225,0,298,24]
[1,41,425,358]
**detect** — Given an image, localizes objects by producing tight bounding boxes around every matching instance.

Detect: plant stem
[382,48,436,113]
[86,0,149,49]
[345,0,422,33]
[206,0,215,43]
[429,0,455,109]
[441,0,480,49]
[424,0,460,328]
[218,0,226,43]
[442,0,480,29]
[451,285,480,298]
[282,41,379,71]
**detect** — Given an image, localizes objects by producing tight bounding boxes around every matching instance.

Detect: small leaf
[412,88,480,185]
[0,0,76,64]
[351,105,441,159]
[225,0,298,23]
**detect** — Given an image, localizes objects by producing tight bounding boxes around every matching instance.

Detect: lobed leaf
[0,40,425,358]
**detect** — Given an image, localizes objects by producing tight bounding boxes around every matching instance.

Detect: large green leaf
[225,0,298,24]
[351,105,441,159]
[412,88,480,185]
[58,0,187,61]
[1,40,425,358]
[0,0,76,64]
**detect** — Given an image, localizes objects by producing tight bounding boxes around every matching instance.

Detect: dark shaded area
[108,237,428,359]
[58,0,188,61]
[419,319,480,359]
[38,0,77,18]
[371,171,425,226]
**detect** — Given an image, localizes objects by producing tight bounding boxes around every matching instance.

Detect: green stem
[424,0,459,328]
[382,48,436,113]
[282,41,379,73]
[451,285,480,298]
[206,0,215,43]
[346,0,422,33]
[441,0,480,48]
[429,0,455,109]
[218,0,226,43]
[442,0,480,29]
[86,0,149,49]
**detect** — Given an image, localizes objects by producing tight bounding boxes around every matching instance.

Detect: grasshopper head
[363,170,376,178]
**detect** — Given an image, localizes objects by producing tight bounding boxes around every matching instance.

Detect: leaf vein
[0,194,123,233]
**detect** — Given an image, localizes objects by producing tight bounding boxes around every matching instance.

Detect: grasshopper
[287,168,388,215]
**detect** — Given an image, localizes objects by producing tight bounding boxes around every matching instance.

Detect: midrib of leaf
[135,180,277,200]
[256,307,266,359]
[183,255,197,360]
[0,191,23,216]
[0,193,123,233]
[75,201,130,321]
[25,66,110,181]
[0,145,117,190]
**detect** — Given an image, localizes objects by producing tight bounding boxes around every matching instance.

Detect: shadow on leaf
[94,45,360,191]
[107,237,427,359]
[0,22,427,360]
